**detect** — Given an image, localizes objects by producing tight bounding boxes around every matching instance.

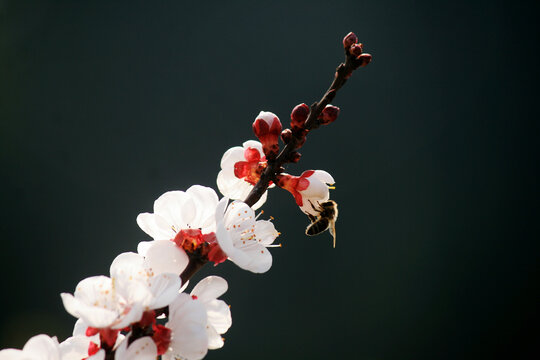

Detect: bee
[305,200,338,248]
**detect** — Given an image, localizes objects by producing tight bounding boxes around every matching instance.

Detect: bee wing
[329,220,337,248]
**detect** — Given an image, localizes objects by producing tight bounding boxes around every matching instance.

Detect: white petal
[186,185,219,232]
[0,350,26,360]
[217,172,252,200]
[205,299,232,334]
[311,170,335,184]
[233,245,272,273]
[167,294,208,360]
[219,146,245,170]
[137,213,175,241]
[242,140,263,154]
[206,325,223,350]
[71,319,89,337]
[254,220,279,245]
[110,303,144,329]
[61,292,118,329]
[110,253,145,283]
[255,111,278,125]
[144,240,189,277]
[215,219,237,258]
[136,241,153,257]
[190,276,228,303]
[59,335,91,360]
[147,273,181,309]
[299,177,330,200]
[86,350,105,360]
[215,197,229,220]
[22,334,60,359]
[61,276,119,328]
[223,201,256,234]
[114,336,157,360]
[154,191,195,230]
[110,253,154,307]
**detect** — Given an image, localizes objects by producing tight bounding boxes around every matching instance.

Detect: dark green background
[1,1,538,359]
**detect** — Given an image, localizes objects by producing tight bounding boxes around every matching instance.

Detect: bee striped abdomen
[306,218,330,236]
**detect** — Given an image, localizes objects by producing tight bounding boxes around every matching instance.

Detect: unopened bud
[343,32,358,49]
[281,128,292,144]
[318,105,340,125]
[350,43,363,57]
[290,151,301,163]
[290,103,310,131]
[252,111,282,160]
[356,53,372,67]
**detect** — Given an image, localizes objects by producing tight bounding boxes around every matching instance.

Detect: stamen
[266,243,282,248]
[328,186,336,189]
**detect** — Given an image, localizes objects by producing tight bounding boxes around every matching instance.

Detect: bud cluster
[343,31,372,74]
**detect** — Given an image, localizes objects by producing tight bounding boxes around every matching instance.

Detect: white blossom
[217,140,272,210]
[215,198,279,273]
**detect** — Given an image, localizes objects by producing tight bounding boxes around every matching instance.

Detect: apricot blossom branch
[0,31,372,360]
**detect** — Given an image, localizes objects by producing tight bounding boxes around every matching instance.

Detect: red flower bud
[356,53,372,67]
[318,104,340,125]
[290,103,310,131]
[290,151,301,163]
[252,111,282,160]
[281,128,292,143]
[350,43,363,57]
[343,32,358,49]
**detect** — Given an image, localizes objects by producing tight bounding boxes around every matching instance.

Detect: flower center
[173,229,227,265]
[234,147,268,185]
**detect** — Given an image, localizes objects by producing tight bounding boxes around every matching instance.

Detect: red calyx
[276,172,312,206]
[86,327,99,337]
[318,105,340,125]
[98,328,121,349]
[152,324,172,355]
[88,341,100,356]
[138,310,157,328]
[343,32,358,49]
[204,232,228,265]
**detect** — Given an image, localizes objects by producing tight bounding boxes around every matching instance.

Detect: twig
[244,43,370,207]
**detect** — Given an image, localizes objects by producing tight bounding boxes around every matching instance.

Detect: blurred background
[1,0,539,359]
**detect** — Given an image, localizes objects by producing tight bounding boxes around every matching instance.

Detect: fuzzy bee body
[305,200,338,247]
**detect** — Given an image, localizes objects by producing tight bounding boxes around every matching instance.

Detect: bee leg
[308,199,319,212]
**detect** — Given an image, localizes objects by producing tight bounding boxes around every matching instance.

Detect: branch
[244,35,371,207]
